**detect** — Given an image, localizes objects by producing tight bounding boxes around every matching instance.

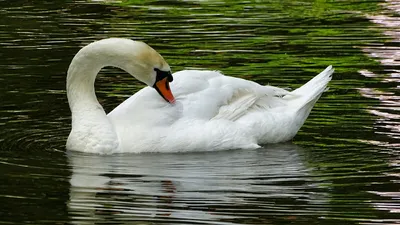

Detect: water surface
[0,0,399,224]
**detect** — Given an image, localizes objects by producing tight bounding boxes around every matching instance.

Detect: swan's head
[124,41,175,103]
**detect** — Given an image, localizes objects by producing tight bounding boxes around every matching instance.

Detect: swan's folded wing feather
[212,89,257,121]
[173,73,294,122]
[212,84,292,121]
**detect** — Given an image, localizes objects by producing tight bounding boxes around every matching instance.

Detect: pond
[0,0,399,224]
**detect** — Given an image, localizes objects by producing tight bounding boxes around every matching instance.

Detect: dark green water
[0,0,399,224]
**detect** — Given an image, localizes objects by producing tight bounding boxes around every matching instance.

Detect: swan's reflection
[67,144,327,224]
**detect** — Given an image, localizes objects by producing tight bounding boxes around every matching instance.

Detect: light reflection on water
[358,0,400,217]
[360,1,400,146]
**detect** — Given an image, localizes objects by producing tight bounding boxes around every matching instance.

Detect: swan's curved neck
[66,42,127,153]
[67,41,128,110]
[67,54,103,112]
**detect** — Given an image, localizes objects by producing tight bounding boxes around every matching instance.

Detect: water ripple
[0,0,398,224]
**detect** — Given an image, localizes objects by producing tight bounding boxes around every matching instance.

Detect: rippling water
[0,0,399,224]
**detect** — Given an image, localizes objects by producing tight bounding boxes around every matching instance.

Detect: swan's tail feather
[287,65,334,110]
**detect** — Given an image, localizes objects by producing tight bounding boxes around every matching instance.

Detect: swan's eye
[167,72,173,82]
[154,68,173,83]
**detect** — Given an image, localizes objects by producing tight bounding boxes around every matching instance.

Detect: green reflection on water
[0,0,398,224]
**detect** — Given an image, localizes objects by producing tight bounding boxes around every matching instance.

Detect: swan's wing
[212,84,292,121]
[212,89,258,121]
[109,70,292,128]
[108,70,296,152]
[171,70,292,121]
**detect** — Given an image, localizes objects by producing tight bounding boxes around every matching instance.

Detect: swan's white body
[66,38,334,154]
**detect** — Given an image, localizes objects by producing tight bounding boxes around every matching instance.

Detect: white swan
[66,38,334,154]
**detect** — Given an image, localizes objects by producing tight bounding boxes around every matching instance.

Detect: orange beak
[154,77,175,103]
